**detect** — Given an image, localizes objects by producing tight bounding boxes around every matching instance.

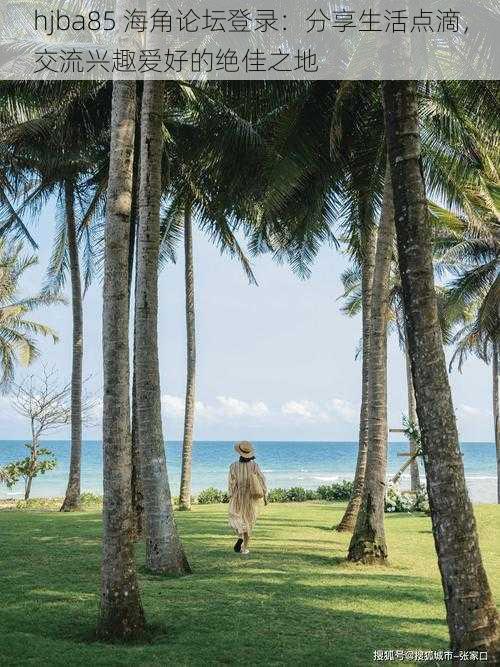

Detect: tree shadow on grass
[0,507,450,665]
[3,583,447,666]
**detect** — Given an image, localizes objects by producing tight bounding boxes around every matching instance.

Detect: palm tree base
[347,540,388,565]
[96,605,145,643]
[336,501,360,532]
[335,523,354,533]
[145,548,192,576]
[60,496,81,512]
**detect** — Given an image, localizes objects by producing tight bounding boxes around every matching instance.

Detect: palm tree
[347,167,394,563]
[178,202,196,511]
[337,243,435,500]
[97,79,145,641]
[451,324,499,502]
[336,208,378,532]
[440,218,499,502]
[157,85,265,511]
[59,178,84,511]
[0,81,111,511]
[383,78,499,655]
[135,80,191,575]
[0,239,59,389]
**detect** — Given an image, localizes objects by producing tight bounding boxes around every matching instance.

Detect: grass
[0,502,499,666]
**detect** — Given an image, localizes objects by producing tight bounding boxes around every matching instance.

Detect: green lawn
[0,502,499,666]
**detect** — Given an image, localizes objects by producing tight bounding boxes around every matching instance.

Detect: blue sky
[0,199,493,442]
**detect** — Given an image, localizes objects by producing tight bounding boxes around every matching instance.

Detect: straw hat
[234,440,255,458]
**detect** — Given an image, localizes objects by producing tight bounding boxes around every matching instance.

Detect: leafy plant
[195,482,355,504]
[267,488,288,503]
[1,445,56,496]
[286,487,312,502]
[385,484,429,513]
[80,492,103,508]
[402,417,422,453]
[413,486,430,513]
[317,481,354,501]
[196,488,229,504]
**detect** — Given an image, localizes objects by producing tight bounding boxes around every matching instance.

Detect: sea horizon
[0,439,497,503]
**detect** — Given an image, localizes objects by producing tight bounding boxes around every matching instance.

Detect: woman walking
[228,441,267,555]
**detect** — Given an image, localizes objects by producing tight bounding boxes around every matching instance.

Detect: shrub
[15,498,59,510]
[286,487,306,502]
[317,480,354,501]
[413,486,430,512]
[385,484,429,513]
[195,482,356,504]
[267,488,288,503]
[197,487,229,504]
[80,492,102,508]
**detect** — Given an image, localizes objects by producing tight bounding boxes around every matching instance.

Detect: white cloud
[160,394,269,422]
[329,398,357,423]
[281,398,357,424]
[216,396,269,418]
[161,394,185,418]
[282,400,320,420]
[457,404,486,418]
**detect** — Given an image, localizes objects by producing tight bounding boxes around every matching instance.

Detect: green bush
[197,487,229,504]
[15,498,58,510]
[194,483,355,504]
[267,488,288,503]
[317,480,354,501]
[286,487,308,502]
[80,492,103,508]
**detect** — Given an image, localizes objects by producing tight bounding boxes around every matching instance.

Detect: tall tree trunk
[136,80,190,575]
[405,348,421,492]
[60,179,83,512]
[494,341,499,505]
[97,80,145,641]
[337,214,377,532]
[383,79,499,656]
[130,82,144,540]
[348,167,394,563]
[179,203,196,511]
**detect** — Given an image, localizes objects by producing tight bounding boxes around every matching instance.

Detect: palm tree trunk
[179,203,196,511]
[136,80,190,575]
[97,80,145,641]
[405,348,421,492]
[130,83,144,540]
[337,214,377,532]
[348,167,394,563]
[493,341,499,505]
[383,79,499,655]
[60,179,83,512]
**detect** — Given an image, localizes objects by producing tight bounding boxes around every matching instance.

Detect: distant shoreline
[0,439,495,445]
[1,440,496,503]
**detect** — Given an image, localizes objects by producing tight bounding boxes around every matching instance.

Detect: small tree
[1,445,57,500]
[1,367,94,500]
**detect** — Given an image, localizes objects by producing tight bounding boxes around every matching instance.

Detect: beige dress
[228,460,267,535]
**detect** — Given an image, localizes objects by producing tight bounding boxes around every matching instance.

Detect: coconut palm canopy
[0,239,61,390]
[0,76,499,655]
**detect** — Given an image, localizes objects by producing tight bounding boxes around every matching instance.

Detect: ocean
[0,440,496,503]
